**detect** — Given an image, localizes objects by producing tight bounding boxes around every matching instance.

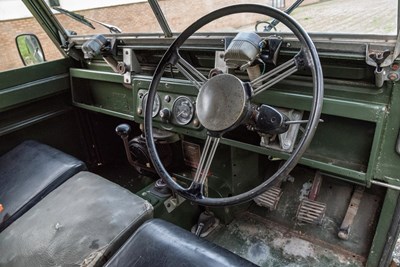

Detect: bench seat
[0,140,86,231]
[0,171,153,267]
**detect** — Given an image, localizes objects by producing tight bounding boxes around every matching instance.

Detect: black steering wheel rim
[145,4,324,207]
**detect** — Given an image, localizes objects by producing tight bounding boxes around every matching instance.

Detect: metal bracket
[164,194,186,213]
[260,108,303,152]
[122,48,141,84]
[366,29,400,68]
[366,31,400,87]
[214,51,228,74]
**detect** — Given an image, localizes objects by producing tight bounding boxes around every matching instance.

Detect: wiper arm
[52,7,122,34]
[52,7,95,29]
[86,18,122,34]
[264,0,304,32]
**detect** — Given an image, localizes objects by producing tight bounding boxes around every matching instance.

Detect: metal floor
[206,167,385,267]
[207,213,363,267]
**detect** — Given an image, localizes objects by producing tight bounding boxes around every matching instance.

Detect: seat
[0,140,86,231]
[105,219,258,267]
[0,171,153,267]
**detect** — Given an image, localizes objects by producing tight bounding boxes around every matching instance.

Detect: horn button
[196,74,249,132]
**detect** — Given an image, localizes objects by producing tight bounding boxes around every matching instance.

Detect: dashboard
[69,33,400,191]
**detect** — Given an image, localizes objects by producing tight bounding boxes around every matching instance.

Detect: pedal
[296,198,326,225]
[191,211,219,238]
[254,186,283,210]
[338,186,364,240]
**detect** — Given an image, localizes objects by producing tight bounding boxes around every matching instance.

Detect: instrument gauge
[172,96,194,125]
[142,93,161,118]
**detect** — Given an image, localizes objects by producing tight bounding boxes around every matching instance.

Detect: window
[0,1,63,72]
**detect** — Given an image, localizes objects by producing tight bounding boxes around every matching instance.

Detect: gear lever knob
[115,124,131,138]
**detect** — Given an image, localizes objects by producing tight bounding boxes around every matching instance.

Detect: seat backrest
[105,218,258,267]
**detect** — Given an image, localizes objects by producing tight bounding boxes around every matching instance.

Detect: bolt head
[388,72,399,81]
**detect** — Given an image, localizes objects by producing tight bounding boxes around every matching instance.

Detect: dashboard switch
[160,108,171,122]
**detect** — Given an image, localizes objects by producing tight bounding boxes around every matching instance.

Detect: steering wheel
[145,4,323,207]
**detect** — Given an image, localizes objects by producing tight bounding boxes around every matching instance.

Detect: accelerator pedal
[338,186,364,240]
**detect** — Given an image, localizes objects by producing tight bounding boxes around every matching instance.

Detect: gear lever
[115,124,136,166]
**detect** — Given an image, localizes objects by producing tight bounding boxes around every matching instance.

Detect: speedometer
[142,93,161,118]
[172,96,194,125]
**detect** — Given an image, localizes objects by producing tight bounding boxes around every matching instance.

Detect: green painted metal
[0,108,71,137]
[73,103,134,121]
[70,68,124,83]
[221,138,368,184]
[136,183,202,230]
[0,90,85,159]
[133,76,198,95]
[66,72,384,185]
[0,74,69,111]
[66,62,399,190]
[0,58,71,90]
[0,57,84,159]
[367,189,399,267]
[373,82,400,183]
[71,69,134,118]
[0,59,72,111]
[254,90,386,123]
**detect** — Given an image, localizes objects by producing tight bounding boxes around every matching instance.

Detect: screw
[283,139,291,149]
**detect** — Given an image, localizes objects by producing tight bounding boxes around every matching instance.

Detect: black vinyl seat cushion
[0,140,86,231]
[0,171,153,267]
[105,219,258,267]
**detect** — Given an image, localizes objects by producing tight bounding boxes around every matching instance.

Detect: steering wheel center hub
[196,74,249,132]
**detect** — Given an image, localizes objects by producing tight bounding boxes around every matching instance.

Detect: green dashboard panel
[69,68,400,186]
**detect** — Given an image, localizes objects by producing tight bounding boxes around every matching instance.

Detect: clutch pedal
[254,186,283,210]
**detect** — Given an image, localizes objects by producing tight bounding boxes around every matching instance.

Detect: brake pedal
[254,186,283,211]
[296,171,326,225]
[296,198,326,225]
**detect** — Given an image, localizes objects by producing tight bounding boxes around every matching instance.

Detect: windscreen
[45,0,397,36]
[160,0,398,35]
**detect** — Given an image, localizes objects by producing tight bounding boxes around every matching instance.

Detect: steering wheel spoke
[192,135,220,185]
[251,55,301,97]
[175,55,208,91]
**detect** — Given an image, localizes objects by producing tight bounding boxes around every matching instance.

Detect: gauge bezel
[172,96,195,125]
[143,93,161,118]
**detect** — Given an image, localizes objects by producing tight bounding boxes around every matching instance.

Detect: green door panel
[0,59,73,111]
[0,58,86,161]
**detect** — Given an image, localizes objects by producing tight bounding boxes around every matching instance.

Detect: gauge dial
[172,96,194,125]
[142,93,161,118]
